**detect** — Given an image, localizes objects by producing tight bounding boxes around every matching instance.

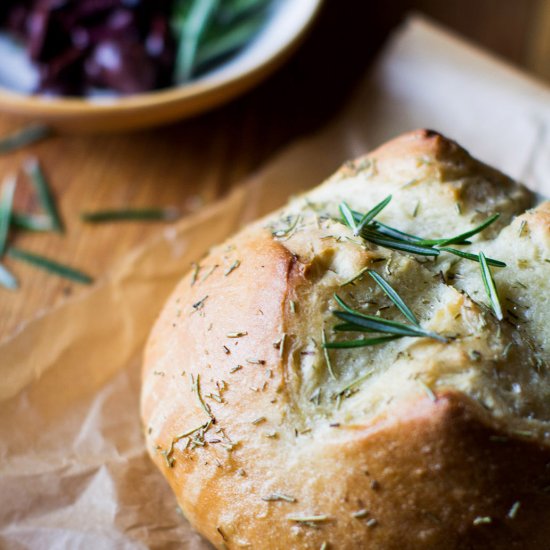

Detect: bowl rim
[0,0,323,115]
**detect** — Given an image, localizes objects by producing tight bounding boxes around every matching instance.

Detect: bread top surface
[141,130,550,549]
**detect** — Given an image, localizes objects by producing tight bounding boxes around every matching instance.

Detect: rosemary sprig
[434,214,500,246]
[347,202,505,266]
[81,208,180,223]
[272,215,301,238]
[0,263,18,290]
[0,175,16,256]
[339,202,358,235]
[479,251,503,320]
[7,247,93,285]
[24,158,64,233]
[341,195,392,236]
[11,212,53,232]
[366,269,419,325]
[173,0,220,82]
[0,124,51,154]
[439,247,506,268]
[361,228,440,256]
[332,295,446,342]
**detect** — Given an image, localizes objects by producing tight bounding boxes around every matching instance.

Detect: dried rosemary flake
[288,515,329,523]
[201,264,218,282]
[192,295,208,311]
[289,300,297,314]
[206,392,223,403]
[352,509,369,519]
[251,416,266,425]
[190,263,200,286]
[227,331,248,338]
[217,526,228,541]
[473,516,492,526]
[246,358,266,365]
[230,365,242,373]
[340,266,369,287]
[224,259,241,276]
[518,220,527,237]
[366,518,378,528]
[507,501,521,519]
[273,215,301,239]
[322,329,337,380]
[264,431,278,439]
[418,381,437,402]
[192,374,214,419]
[262,493,296,503]
[320,543,329,550]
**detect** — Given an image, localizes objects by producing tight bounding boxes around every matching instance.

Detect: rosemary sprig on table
[479,251,504,320]
[7,247,94,285]
[0,125,51,155]
[0,262,18,290]
[24,157,64,233]
[81,208,180,223]
[0,175,16,255]
[11,212,53,232]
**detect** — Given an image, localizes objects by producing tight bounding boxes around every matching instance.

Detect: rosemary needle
[24,157,64,233]
[0,124,51,154]
[81,208,180,223]
[479,251,503,320]
[7,247,93,285]
[0,174,16,256]
[367,269,419,326]
[11,212,53,232]
[0,262,18,290]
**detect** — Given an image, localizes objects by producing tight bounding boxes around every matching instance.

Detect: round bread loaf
[141,130,550,549]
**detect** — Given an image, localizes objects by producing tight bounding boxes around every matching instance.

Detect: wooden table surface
[2,0,550,341]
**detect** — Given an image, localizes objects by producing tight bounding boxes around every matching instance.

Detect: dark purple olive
[85,38,157,94]
[1,0,179,96]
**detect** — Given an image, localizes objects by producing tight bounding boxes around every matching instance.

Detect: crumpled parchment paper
[2,15,550,549]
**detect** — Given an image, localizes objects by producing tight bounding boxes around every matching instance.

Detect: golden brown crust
[142,130,550,549]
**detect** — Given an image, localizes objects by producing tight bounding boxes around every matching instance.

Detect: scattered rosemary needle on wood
[11,212,53,232]
[7,247,93,285]
[0,262,18,290]
[0,124,51,154]
[0,174,17,256]
[24,157,64,233]
[479,251,503,320]
[81,208,180,223]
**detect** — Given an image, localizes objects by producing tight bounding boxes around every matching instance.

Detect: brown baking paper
[2,16,550,549]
